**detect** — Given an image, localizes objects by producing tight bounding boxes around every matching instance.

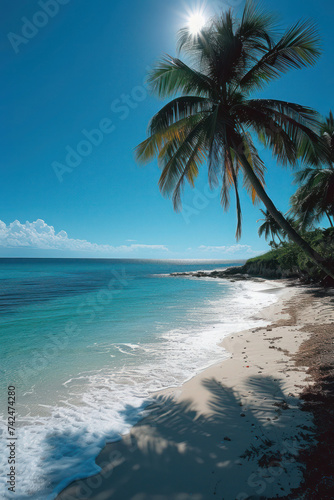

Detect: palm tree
[135,1,334,278]
[257,209,285,245]
[290,111,334,229]
[322,110,334,155]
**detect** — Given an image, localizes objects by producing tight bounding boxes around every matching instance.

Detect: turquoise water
[0,259,277,499]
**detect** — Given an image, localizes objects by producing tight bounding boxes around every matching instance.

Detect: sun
[188,11,206,35]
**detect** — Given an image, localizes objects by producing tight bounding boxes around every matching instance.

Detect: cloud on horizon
[0,219,169,255]
[197,244,264,256]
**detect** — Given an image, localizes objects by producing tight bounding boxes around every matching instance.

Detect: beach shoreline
[56,279,334,500]
[1,262,282,500]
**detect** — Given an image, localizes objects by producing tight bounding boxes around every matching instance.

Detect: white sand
[58,282,333,500]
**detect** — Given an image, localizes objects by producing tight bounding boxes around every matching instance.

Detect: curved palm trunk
[234,147,334,280]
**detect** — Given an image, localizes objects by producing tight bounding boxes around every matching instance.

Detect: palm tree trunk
[326,211,334,228]
[234,147,334,279]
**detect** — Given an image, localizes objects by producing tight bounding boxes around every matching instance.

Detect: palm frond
[238,0,277,47]
[239,19,321,93]
[237,99,324,166]
[147,56,215,98]
[149,96,212,134]
[135,113,204,164]
[237,130,266,203]
[157,116,211,207]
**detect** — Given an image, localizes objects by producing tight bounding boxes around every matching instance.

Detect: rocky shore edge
[170,265,266,281]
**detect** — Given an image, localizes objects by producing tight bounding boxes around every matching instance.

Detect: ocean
[0,259,278,499]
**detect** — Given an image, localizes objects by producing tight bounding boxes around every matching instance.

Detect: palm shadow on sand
[54,375,314,500]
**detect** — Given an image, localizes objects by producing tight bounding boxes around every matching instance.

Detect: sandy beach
[57,281,334,500]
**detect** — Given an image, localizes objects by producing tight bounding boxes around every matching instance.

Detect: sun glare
[188,12,206,35]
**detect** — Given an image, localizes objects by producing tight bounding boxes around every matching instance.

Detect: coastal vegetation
[244,227,334,282]
[136,0,334,279]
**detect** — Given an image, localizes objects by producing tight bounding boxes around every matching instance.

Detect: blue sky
[1,0,333,259]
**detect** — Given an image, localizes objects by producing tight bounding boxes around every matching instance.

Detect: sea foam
[0,279,280,499]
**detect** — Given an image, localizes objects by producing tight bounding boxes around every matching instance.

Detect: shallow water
[0,259,278,499]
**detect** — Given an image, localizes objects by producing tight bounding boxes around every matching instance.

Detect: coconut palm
[135,1,334,278]
[257,209,285,245]
[322,110,334,156]
[291,111,334,229]
[291,170,334,229]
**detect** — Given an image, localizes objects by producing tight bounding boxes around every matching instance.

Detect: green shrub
[244,228,334,281]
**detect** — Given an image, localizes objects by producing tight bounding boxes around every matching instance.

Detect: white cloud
[0,219,168,255]
[198,244,263,256]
